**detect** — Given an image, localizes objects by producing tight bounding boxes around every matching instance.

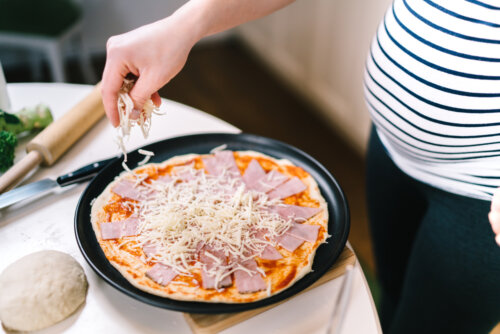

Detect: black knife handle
[56,157,117,187]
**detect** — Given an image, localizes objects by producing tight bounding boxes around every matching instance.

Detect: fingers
[151,92,162,107]
[103,65,161,123]
[488,212,500,246]
[101,60,128,127]
[489,187,500,246]
[128,92,161,120]
[491,187,500,211]
[128,72,158,115]
[488,211,500,234]
[129,109,141,120]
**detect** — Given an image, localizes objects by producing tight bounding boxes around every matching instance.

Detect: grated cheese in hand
[116,78,159,165]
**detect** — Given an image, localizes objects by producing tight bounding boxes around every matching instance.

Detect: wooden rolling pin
[0,83,105,193]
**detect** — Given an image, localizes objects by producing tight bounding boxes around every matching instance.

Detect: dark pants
[366,128,500,334]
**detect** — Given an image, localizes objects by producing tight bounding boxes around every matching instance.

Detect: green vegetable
[0,104,53,135]
[0,104,54,172]
[0,130,18,172]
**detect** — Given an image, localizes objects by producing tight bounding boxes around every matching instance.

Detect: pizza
[90,150,329,303]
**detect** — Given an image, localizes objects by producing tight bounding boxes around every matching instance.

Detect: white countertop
[0,83,381,334]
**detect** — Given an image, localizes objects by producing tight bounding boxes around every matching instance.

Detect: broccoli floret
[0,130,18,172]
[0,105,53,172]
[0,110,23,134]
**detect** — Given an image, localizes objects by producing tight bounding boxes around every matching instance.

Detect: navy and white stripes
[364,0,500,200]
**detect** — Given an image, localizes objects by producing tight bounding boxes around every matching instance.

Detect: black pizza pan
[75,132,350,313]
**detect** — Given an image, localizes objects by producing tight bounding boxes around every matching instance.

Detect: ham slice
[156,174,172,184]
[177,169,200,182]
[142,242,157,258]
[215,151,241,177]
[286,223,320,242]
[276,233,304,252]
[251,229,282,260]
[204,151,242,178]
[202,157,220,176]
[242,159,266,188]
[272,204,322,222]
[253,228,269,241]
[234,259,267,293]
[111,179,143,201]
[260,245,283,260]
[200,248,232,289]
[268,177,307,199]
[146,263,177,286]
[100,216,139,240]
[252,170,288,193]
[195,241,205,253]
[201,268,232,289]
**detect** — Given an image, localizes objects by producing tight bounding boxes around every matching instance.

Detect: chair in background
[0,0,96,83]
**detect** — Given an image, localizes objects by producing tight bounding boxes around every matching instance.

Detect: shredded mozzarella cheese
[170,281,189,286]
[138,149,155,156]
[210,144,228,153]
[138,149,155,166]
[126,161,293,288]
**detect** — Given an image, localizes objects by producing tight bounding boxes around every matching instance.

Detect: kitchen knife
[0,156,117,209]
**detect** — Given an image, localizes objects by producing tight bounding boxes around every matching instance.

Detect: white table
[0,83,381,334]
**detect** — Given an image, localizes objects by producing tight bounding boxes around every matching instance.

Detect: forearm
[169,0,295,41]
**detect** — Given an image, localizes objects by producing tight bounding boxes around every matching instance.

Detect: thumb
[128,73,155,115]
[492,187,500,211]
[489,211,500,234]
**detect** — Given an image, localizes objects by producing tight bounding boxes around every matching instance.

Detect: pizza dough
[0,250,88,332]
[91,150,329,303]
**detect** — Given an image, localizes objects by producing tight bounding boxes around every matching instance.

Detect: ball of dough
[0,250,88,332]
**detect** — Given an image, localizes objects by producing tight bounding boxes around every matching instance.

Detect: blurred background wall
[236,0,392,153]
[1,0,183,59]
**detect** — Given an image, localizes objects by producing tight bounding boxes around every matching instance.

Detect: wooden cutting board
[184,247,355,334]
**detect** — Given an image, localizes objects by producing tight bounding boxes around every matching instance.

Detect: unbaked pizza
[91,150,329,303]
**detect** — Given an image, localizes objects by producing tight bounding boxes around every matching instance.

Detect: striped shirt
[364,0,500,201]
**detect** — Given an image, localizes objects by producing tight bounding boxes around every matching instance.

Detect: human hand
[101,0,295,127]
[101,17,201,127]
[488,187,500,246]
